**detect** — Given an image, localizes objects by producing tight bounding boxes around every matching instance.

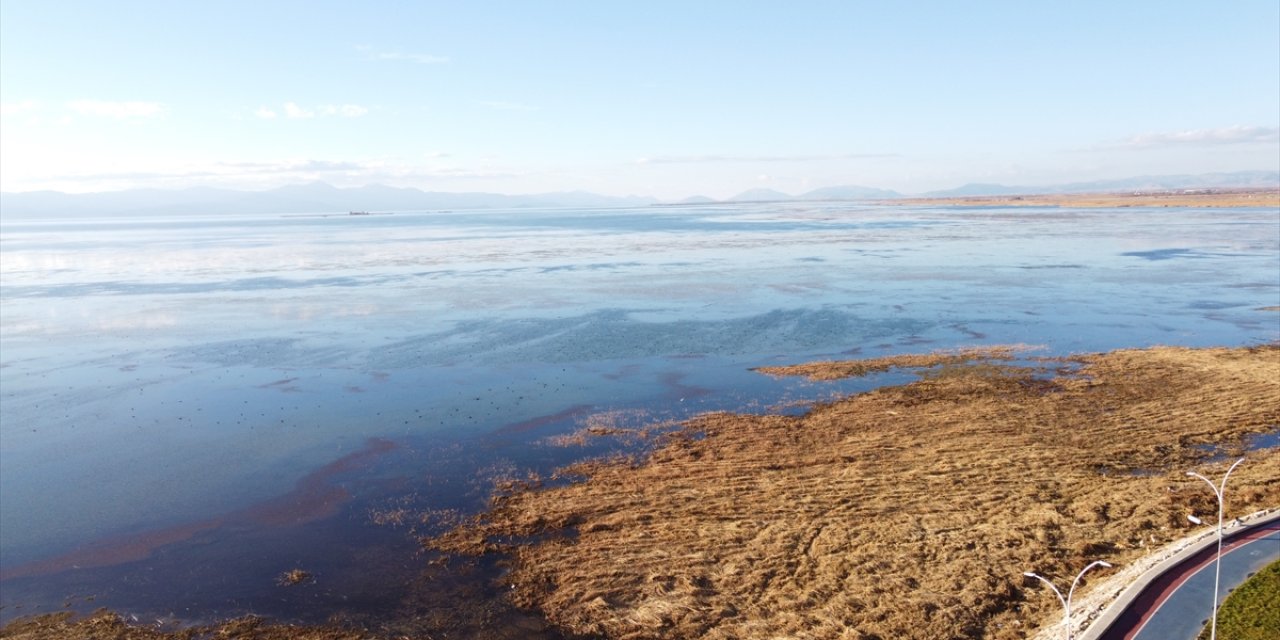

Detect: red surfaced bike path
[1094,516,1280,640]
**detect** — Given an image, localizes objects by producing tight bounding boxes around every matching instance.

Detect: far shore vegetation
[890,187,1279,208]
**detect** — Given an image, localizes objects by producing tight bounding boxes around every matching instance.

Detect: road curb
[1079,507,1280,640]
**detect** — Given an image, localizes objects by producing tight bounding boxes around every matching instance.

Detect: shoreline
[427,344,1280,640]
[882,188,1279,208]
[4,344,1279,639]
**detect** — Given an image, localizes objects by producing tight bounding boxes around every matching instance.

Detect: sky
[1,1,1278,199]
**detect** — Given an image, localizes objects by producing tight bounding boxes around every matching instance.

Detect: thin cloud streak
[318,104,369,117]
[479,100,538,111]
[37,158,517,188]
[635,153,900,164]
[257,103,368,119]
[1112,126,1279,149]
[0,100,40,117]
[66,100,164,118]
[356,45,449,64]
[217,160,366,173]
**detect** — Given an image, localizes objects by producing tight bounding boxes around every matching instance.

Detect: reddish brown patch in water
[0,438,398,581]
[658,371,712,400]
[493,405,594,435]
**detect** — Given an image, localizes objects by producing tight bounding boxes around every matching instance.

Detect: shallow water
[1,202,1277,627]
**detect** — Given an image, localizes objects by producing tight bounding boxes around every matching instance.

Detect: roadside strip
[1080,508,1280,640]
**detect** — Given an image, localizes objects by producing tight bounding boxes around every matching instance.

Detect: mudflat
[889,188,1279,208]
[428,345,1280,640]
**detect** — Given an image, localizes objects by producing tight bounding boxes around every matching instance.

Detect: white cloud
[260,102,367,119]
[283,102,314,119]
[16,156,523,192]
[635,153,899,164]
[375,52,450,64]
[479,100,537,111]
[217,159,365,173]
[66,100,164,118]
[356,45,449,64]
[1114,126,1279,149]
[317,104,369,118]
[0,100,39,116]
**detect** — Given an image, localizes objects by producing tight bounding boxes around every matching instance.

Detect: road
[1096,518,1280,640]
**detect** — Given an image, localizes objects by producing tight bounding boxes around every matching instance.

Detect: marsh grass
[428,345,1280,640]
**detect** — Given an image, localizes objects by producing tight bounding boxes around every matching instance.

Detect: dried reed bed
[753,345,1029,380]
[428,345,1280,640]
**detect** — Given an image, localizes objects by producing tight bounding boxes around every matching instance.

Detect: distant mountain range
[919,170,1280,198]
[0,182,660,218]
[1,171,1275,218]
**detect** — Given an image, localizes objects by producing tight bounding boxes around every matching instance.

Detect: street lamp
[1023,560,1113,640]
[1186,457,1245,640]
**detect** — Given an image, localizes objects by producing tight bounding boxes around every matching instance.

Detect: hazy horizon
[2,1,1278,199]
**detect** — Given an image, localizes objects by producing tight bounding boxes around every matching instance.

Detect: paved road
[1098,518,1280,640]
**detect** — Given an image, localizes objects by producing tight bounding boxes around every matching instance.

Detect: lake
[1,202,1276,630]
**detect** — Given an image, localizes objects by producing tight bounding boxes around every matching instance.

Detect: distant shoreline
[884,187,1279,208]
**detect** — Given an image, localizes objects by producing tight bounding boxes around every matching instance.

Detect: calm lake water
[1,202,1277,630]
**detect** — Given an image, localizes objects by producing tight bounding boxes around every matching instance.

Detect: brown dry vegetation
[0,610,369,640]
[427,345,1280,640]
[889,188,1280,208]
[753,345,1032,381]
[276,568,314,587]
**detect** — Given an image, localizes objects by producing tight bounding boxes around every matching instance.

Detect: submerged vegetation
[277,568,314,587]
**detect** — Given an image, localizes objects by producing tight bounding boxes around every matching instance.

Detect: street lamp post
[1186,457,1245,640]
[1023,560,1114,640]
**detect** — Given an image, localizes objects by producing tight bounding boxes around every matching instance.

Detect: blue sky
[2,1,1277,198]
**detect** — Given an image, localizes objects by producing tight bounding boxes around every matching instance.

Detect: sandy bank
[428,345,1280,639]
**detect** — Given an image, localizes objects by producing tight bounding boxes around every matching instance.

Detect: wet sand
[888,188,1279,208]
[427,345,1280,640]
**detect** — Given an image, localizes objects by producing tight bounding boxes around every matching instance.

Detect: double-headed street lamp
[1023,560,1114,640]
[1186,457,1245,640]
